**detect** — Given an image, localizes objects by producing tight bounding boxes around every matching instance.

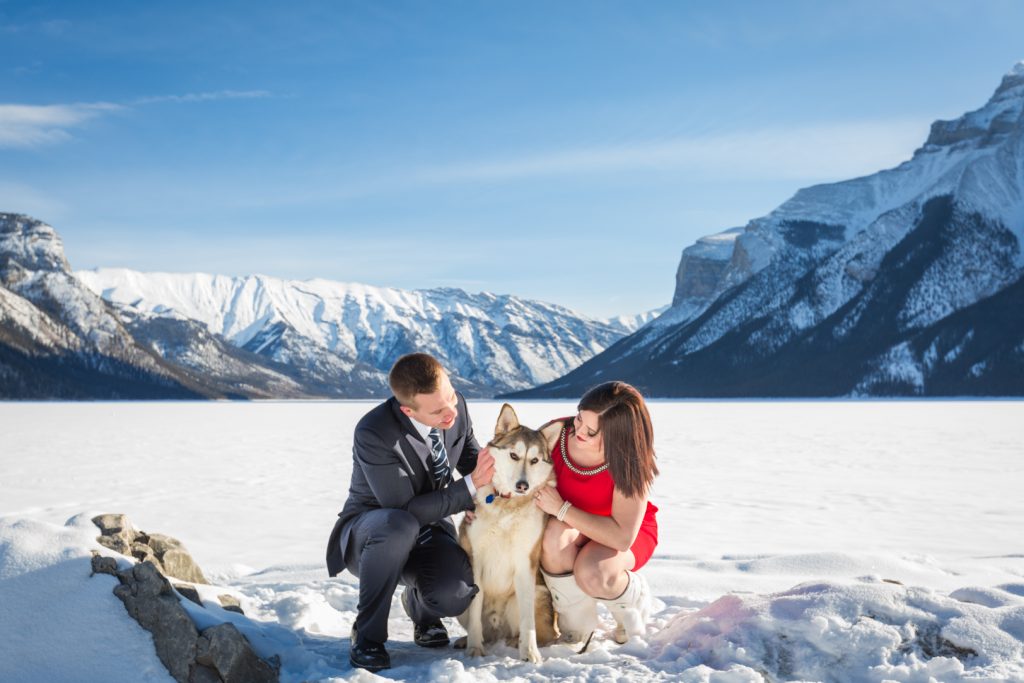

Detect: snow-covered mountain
[516,62,1024,397]
[75,268,652,397]
[0,214,400,399]
[0,214,214,398]
[1,211,652,399]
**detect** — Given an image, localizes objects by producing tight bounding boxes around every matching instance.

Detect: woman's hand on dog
[533,485,564,516]
[470,447,495,489]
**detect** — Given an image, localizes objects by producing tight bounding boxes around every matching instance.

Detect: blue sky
[2,1,1023,318]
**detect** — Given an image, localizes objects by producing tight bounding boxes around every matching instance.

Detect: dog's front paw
[467,644,486,658]
[521,644,542,664]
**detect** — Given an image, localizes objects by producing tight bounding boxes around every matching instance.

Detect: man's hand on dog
[470,447,495,489]
[533,484,564,516]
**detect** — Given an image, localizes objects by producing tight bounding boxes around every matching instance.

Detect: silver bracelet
[556,500,573,522]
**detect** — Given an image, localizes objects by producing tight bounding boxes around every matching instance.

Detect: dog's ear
[539,420,562,454]
[494,403,520,436]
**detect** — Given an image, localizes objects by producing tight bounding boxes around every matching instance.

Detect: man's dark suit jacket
[326,392,482,577]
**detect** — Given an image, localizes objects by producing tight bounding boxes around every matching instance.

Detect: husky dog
[457,404,562,663]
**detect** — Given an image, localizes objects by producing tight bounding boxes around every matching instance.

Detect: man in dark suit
[326,353,495,672]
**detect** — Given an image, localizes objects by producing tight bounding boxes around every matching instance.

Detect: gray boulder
[93,513,135,555]
[196,623,277,683]
[92,514,207,584]
[161,548,207,585]
[90,515,278,683]
[107,560,199,682]
[217,594,244,615]
[173,583,203,607]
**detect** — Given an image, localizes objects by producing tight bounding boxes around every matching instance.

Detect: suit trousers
[342,508,478,645]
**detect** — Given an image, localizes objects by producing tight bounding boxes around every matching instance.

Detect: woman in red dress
[533,381,659,647]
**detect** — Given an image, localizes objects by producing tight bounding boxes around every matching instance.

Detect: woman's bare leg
[540,518,586,574]
[572,540,635,600]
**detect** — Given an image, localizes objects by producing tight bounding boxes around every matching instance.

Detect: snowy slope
[0,284,80,355]
[76,268,651,396]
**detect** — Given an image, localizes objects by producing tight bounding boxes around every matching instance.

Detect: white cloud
[131,90,272,105]
[0,90,271,148]
[413,119,931,185]
[0,102,121,148]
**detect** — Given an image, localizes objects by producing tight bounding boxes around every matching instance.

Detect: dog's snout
[515,480,529,493]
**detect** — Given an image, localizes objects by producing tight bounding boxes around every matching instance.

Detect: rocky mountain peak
[924,60,1024,149]
[0,213,71,281]
[672,228,741,307]
[995,60,1024,96]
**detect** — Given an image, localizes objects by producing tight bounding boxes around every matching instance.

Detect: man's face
[401,372,459,430]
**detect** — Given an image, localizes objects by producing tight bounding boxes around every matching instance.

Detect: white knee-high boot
[541,569,597,650]
[600,571,651,643]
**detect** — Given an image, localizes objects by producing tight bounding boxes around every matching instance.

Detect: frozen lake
[3,399,1024,682]
[2,400,1021,572]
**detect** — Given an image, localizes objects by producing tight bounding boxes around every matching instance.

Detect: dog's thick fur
[457,404,562,663]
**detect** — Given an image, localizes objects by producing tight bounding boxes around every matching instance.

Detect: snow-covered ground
[1,400,1022,682]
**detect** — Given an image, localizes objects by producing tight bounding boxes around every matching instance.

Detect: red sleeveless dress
[551,419,659,570]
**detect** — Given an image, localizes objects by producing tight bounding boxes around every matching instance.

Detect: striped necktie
[418,427,453,545]
[427,427,452,488]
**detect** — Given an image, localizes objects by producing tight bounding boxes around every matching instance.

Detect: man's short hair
[389,353,445,406]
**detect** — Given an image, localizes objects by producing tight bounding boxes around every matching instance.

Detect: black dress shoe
[350,640,390,672]
[414,620,450,648]
[401,587,451,648]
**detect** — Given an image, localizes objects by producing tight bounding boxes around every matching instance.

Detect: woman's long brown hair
[578,381,658,498]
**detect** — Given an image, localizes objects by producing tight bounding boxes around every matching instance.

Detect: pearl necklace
[560,423,609,476]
